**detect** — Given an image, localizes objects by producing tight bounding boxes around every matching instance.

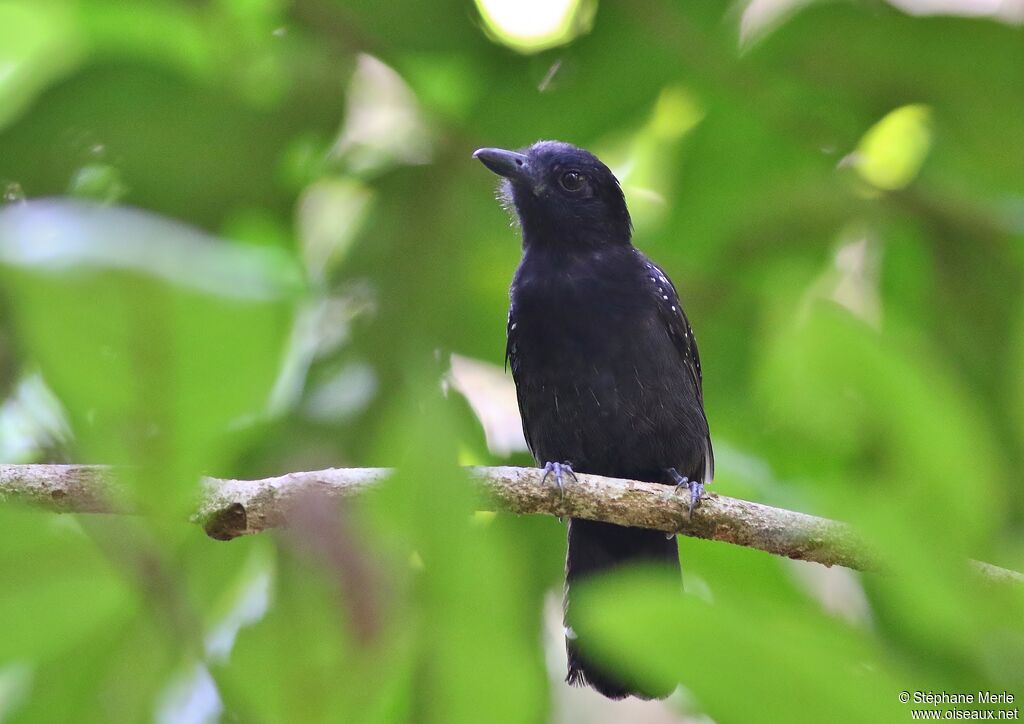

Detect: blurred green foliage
[1,0,1023,722]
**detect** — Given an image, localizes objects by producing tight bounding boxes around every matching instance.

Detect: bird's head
[473,141,631,249]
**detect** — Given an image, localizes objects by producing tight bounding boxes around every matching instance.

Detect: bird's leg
[540,461,577,500]
[666,467,704,518]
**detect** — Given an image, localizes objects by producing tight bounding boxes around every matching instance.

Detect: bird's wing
[505,300,536,456]
[504,303,515,373]
[645,259,715,484]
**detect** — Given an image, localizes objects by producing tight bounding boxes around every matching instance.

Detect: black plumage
[474,140,713,700]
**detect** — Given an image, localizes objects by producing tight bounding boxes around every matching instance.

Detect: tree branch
[1,464,1020,584]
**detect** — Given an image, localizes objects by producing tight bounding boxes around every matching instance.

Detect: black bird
[474,141,713,699]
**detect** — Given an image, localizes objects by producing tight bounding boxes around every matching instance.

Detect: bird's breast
[507,255,706,477]
[509,272,688,421]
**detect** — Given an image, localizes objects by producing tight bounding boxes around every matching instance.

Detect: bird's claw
[666,468,704,518]
[541,461,577,500]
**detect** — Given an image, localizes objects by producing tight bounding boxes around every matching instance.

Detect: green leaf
[0,200,302,510]
[572,567,909,723]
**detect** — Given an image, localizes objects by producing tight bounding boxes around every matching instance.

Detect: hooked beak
[473,147,531,182]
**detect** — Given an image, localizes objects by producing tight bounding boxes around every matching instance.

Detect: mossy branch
[1,463,1019,584]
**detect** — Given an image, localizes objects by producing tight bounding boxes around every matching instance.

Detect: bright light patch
[448,353,527,456]
[854,104,933,191]
[332,54,432,174]
[0,2,83,130]
[604,85,703,232]
[649,86,703,141]
[475,0,595,53]
[471,510,498,526]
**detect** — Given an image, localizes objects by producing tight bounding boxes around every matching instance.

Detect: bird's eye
[559,171,586,192]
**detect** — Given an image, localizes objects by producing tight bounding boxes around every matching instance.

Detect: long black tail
[564,518,680,699]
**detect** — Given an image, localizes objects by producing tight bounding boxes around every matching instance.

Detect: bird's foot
[666,468,704,518]
[541,461,577,500]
